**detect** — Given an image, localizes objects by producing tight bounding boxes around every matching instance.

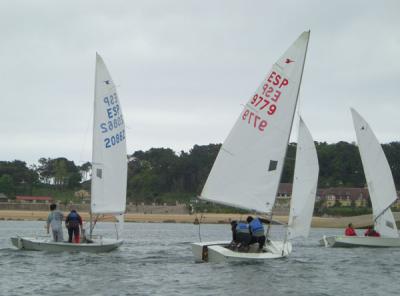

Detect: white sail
[351,108,398,238]
[91,53,127,215]
[288,117,319,239]
[200,31,310,213]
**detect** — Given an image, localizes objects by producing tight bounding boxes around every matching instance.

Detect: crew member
[247,216,270,250]
[364,226,381,237]
[46,203,64,242]
[66,209,83,243]
[235,221,251,249]
[344,223,357,236]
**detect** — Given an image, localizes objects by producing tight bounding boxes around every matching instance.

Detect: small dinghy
[320,109,400,248]
[11,53,128,252]
[10,236,123,253]
[191,31,315,262]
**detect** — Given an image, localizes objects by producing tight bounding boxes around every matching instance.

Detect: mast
[90,53,98,238]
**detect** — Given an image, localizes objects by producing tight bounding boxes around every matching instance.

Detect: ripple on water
[1,222,400,295]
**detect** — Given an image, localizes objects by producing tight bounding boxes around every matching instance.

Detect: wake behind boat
[11,53,128,252]
[320,108,400,248]
[191,31,312,262]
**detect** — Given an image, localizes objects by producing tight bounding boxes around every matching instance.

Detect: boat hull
[191,240,292,263]
[10,236,123,253]
[319,235,400,248]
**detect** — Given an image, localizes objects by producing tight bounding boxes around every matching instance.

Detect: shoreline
[0,210,381,228]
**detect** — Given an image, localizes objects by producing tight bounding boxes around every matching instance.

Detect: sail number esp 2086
[242,71,289,132]
[100,93,126,149]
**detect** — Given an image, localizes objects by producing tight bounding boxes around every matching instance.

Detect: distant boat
[320,108,400,248]
[191,31,311,262]
[11,53,128,252]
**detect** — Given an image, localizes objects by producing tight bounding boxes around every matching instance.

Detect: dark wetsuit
[235,222,251,246]
[66,210,82,243]
[249,218,268,249]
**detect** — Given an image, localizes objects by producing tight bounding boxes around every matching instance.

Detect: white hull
[191,240,292,263]
[11,236,123,253]
[319,235,400,248]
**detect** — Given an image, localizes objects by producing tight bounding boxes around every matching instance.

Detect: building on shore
[15,196,53,203]
[275,184,400,209]
[0,193,8,202]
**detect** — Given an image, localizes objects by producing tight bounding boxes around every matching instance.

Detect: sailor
[46,203,64,242]
[364,226,381,237]
[247,216,270,250]
[230,220,238,243]
[66,209,83,243]
[235,221,251,249]
[344,223,357,236]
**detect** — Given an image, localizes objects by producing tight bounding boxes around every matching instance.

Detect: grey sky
[1,0,399,165]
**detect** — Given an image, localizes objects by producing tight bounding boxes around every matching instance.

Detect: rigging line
[193,204,203,242]
[265,211,273,240]
[114,220,119,240]
[197,213,204,243]
[78,106,93,165]
[281,218,291,256]
[90,215,99,235]
[373,200,397,223]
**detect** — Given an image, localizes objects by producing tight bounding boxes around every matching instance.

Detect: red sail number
[251,94,276,115]
[242,109,267,132]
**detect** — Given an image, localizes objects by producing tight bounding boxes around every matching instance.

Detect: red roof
[16,196,53,201]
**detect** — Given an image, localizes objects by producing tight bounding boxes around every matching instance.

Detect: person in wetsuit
[247,216,271,250]
[235,221,251,249]
[65,209,82,243]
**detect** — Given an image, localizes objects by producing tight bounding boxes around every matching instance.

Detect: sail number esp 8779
[100,93,126,149]
[242,70,289,132]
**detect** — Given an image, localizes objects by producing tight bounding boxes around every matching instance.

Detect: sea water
[1,221,399,296]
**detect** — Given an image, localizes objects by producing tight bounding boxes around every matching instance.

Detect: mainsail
[288,117,319,239]
[91,53,127,215]
[351,108,398,238]
[200,31,310,213]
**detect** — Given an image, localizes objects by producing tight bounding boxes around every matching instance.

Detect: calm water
[1,221,399,296]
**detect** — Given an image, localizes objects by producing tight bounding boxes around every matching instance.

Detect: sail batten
[91,54,127,215]
[351,108,399,238]
[200,32,310,213]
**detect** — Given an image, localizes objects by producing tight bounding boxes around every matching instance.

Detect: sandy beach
[0,210,387,228]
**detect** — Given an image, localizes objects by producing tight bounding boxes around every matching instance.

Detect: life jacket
[249,218,264,237]
[345,227,356,236]
[67,211,81,228]
[365,229,380,237]
[236,222,250,234]
[371,231,380,237]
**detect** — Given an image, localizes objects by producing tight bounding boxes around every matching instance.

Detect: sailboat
[287,118,319,241]
[11,53,127,252]
[191,31,311,262]
[320,108,400,247]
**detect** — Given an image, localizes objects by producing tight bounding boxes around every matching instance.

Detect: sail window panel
[268,160,278,171]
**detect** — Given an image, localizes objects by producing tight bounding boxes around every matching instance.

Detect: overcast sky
[1,0,399,165]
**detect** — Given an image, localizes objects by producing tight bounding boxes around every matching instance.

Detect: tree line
[0,141,399,203]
